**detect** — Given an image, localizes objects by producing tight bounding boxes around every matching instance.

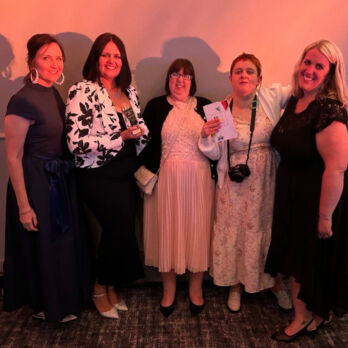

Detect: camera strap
[227,95,257,169]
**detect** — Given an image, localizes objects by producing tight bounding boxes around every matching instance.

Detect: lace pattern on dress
[277,97,348,134]
[313,98,348,132]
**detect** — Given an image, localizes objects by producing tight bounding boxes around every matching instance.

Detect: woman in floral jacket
[66,33,149,319]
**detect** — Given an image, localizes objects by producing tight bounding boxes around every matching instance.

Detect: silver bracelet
[319,213,331,221]
[19,208,32,216]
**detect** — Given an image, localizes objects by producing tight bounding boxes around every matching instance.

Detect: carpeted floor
[0,282,347,348]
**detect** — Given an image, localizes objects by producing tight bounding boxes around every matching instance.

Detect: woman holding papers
[199,53,291,312]
[139,58,215,316]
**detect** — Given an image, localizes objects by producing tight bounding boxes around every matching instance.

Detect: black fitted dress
[4,82,92,323]
[265,97,348,319]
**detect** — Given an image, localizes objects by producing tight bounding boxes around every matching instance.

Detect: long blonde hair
[292,40,348,106]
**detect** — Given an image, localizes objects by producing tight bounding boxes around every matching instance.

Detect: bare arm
[5,115,38,231]
[316,121,348,238]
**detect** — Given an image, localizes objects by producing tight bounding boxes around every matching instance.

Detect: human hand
[19,207,38,231]
[201,118,222,138]
[318,216,333,239]
[121,126,144,140]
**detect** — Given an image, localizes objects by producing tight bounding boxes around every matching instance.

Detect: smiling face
[229,59,262,98]
[168,67,191,101]
[298,48,331,98]
[31,42,64,87]
[98,41,122,83]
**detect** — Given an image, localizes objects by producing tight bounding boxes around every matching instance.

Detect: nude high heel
[108,286,128,311]
[93,293,119,319]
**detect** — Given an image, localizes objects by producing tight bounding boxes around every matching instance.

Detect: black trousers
[76,154,144,286]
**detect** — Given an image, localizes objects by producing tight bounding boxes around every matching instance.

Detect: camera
[228,164,250,183]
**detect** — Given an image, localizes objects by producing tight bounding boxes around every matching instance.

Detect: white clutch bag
[134,165,158,195]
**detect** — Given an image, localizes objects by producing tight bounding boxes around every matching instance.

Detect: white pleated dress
[143,97,215,274]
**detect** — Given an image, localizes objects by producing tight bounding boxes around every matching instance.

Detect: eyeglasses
[169,72,192,80]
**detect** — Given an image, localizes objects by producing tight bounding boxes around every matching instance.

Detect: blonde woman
[265,40,348,341]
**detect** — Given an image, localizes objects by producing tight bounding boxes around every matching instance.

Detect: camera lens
[228,164,250,183]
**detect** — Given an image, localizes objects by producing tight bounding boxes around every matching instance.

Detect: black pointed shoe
[189,298,205,315]
[305,315,332,336]
[271,320,313,342]
[159,300,175,317]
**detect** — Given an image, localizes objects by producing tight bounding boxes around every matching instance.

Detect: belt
[32,155,74,241]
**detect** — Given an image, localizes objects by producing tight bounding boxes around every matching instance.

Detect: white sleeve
[268,83,292,109]
[198,135,222,160]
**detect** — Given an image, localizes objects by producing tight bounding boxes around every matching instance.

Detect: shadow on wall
[0,34,24,273]
[134,36,231,107]
[0,34,24,132]
[55,32,93,100]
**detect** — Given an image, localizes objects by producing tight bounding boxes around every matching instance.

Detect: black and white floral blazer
[65,80,149,168]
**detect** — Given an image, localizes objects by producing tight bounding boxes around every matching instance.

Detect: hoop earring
[30,68,39,84]
[1,66,11,79]
[55,72,65,85]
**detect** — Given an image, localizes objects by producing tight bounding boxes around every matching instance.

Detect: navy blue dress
[265,97,348,319]
[4,82,92,323]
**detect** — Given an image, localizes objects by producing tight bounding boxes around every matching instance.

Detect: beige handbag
[134,166,158,195]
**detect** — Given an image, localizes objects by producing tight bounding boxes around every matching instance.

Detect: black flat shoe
[271,320,313,342]
[159,300,175,317]
[189,298,205,315]
[226,303,240,313]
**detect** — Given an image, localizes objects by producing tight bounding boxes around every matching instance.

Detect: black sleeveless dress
[265,97,348,319]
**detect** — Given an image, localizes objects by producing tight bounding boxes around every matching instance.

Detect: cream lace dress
[143,97,215,274]
[210,104,275,292]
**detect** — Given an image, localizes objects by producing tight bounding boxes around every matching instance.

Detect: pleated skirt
[143,158,214,274]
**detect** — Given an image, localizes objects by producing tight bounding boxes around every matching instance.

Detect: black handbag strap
[227,95,257,169]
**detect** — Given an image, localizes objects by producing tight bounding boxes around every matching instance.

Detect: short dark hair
[82,33,131,92]
[165,58,197,96]
[25,33,65,80]
[230,53,262,76]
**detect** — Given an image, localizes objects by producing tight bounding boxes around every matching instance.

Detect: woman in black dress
[265,40,348,341]
[4,34,91,324]
[65,33,149,319]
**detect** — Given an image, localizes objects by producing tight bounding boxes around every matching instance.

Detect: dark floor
[1,281,348,348]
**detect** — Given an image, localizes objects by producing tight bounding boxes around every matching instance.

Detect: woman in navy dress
[4,34,91,324]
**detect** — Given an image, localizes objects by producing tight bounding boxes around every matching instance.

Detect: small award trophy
[122,106,141,135]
